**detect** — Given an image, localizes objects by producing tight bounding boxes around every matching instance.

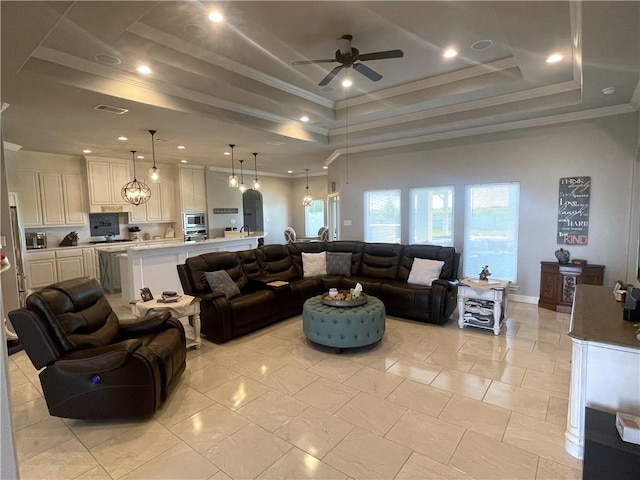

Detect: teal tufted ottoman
[302,295,386,353]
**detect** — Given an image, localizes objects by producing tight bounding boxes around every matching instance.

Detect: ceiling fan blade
[358,49,404,61]
[292,59,337,66]
[319,65,344,86]
[353,63,382,82]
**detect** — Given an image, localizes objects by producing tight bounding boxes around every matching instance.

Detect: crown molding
[207,166,327,179]
[130,22,335,110]
[325,104,634,164]
[2,142,22,151]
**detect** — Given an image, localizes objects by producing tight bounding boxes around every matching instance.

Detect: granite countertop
[569,284,640,349]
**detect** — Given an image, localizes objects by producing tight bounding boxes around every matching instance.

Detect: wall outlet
[0,235,5,247]
[230,219,236,224]
[343,220,352,226]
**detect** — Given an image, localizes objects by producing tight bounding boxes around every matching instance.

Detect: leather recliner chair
[8,277,187,419]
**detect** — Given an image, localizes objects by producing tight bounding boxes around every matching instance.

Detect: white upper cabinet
[179,165,206,213]
[86,158,132,212]
[18,171,86,227]
[128,164,177,223]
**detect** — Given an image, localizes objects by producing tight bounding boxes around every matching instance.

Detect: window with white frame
[409,186,454,246]
[304,199,325,237]
[364,189,401,243]
[463,183,520,282]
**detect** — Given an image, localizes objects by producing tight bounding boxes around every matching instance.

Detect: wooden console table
[538,261,604,312]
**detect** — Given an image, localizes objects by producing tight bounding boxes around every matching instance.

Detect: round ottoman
[302,295,386,353]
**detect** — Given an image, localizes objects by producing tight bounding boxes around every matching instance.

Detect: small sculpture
[555,248,570,264]
[479,265,491,281]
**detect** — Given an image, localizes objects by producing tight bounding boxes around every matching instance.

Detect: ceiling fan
[292,34,404,86]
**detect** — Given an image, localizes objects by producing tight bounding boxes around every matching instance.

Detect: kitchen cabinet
[17,171,86,227]
[86,158,132,212]
[179,166,206,213]
[25,250,57,290]
[83,248,98,279]
[128,165,177,223]
[56,249,84,282]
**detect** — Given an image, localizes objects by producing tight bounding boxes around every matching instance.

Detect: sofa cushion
[255,244,299,281]
[326,241,364,275]
[303,252,327,277]
[185,252,247,293]
[205,270,241,299]
[407,258,445,286]
[326,252,352,275]
[358,243,403,280]
[398,245,457,281]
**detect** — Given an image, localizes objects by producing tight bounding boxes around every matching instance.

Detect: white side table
[132,295,201,349]
[457,278,509,335]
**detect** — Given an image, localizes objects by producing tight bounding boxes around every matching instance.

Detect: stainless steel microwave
[183,212,206,228]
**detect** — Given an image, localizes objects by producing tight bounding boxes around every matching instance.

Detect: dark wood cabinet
[539,261,604,312]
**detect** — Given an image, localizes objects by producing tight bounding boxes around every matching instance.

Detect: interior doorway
[327,193,340,241]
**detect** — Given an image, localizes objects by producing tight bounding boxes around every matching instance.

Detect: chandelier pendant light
[252,152,260,190]
[122,150,151,206]
[302,169,313,206]
[148,129,160,183]
[239,159,246,193]
[228,144,238,187]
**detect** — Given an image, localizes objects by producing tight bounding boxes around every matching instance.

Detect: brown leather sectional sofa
[177,241,460,343]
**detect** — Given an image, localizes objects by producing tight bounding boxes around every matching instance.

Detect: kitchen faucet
[239,225,251,234]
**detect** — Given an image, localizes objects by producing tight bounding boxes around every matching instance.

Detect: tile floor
[7,298,582,479]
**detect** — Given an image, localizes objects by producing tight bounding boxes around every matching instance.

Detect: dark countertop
[569,285,640,349]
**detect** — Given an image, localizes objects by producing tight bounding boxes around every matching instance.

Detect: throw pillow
[302,252,327,277]
[204,270,241,299]
[407,258,445,286]
[326,252,352,275]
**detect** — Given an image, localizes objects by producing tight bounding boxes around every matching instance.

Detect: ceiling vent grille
[93,104,128,115]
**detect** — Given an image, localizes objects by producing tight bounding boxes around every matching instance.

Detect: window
[409,186,454,246]
[464,183,519,282]
[364,189,401,242]
[304,199,325,236]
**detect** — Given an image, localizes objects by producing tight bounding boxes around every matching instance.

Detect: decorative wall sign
[557,176,591,245]
[213,208,239,214]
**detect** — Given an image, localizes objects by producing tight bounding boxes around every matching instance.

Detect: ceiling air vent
[93,104,128,115]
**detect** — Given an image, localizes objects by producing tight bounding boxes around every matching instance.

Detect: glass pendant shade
[122,150,151,206]
[228,144,238,187]
[238,159,246,193]
[302,169,313,206]
[148,129,160,183]
[252,152,260,190]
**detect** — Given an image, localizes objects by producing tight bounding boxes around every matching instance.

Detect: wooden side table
[457,278,510,335]
[539,261,604,312]
[132,295,201,349]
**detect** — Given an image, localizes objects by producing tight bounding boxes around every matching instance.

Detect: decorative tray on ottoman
[322,291,368,307]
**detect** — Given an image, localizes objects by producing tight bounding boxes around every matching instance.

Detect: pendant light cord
[345,87,349,185]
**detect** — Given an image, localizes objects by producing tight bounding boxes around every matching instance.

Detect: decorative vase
[555,248,570,264]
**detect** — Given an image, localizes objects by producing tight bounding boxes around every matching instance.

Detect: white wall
[329,113,639,298]
[291,174,328,236]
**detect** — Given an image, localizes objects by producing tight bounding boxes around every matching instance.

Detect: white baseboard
[510,294,538,305]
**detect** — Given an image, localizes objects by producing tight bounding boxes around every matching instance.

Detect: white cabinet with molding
[86,158,132,212]
[56,249,84,282]
[26,248,96,290]
[83,248,98,279]
[17,171,86,227]
[179,166,206,213]
[25,250,57,290]
[129,164,177,223]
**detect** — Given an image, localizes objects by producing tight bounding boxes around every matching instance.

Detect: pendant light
[228,144,238,187]
[238,159,246,193]
[148,129,160,183]
[122,150,151,205]
[252,152,260,190]
[302,169,313,206]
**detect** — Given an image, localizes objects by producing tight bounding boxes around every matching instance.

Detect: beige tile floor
[7,298,582,479]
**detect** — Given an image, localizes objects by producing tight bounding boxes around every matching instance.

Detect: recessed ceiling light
[443,48,458,58]
[136,65,152,75]
[471,39,493,51]
[602,86,617,95]
[287,170,293,174]
[117,136,128,141]
[180,160,188,164]
[300,115,309,122]
[342,79,352,88]
[546,53,563,64]
[82,149,92,154]
[224,151,231,156]
[177,145,186,150]
[323,165,328,169]
[209,11,224,23]
[137,155,144,159]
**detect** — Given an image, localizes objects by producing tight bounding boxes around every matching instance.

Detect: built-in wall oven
[183,212,207,241]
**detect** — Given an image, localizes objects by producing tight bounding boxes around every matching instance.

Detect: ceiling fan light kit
[292,34,404,86]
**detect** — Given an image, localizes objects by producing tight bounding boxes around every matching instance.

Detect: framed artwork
[140,287,154,302]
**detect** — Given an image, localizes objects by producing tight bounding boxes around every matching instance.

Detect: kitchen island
[565,284,640,459]
[117,234,266,304]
